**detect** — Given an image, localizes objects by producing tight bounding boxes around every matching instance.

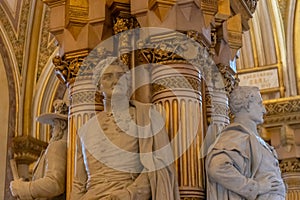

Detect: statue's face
[51,119,61,138]
[99,64,128,99]
[248,93,266,125]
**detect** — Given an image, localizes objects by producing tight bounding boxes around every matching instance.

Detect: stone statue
[206,86,286,199]
[10,100,68,200]
[70,57,180,200]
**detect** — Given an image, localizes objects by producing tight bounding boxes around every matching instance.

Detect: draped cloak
[206,123,286,200]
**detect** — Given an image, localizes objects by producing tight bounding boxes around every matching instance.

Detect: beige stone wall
[0,55,9,200]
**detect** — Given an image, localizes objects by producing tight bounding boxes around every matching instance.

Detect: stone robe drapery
[206,123,286,200]
[71,101,179,200]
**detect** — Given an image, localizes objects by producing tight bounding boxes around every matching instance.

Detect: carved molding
[280,159,300,173]
[216,63,239,94]
[148,0,176,21]
[263,97,300,124]
[108,0,130,18]
[112,15,139,66]
[153,76,201,93]
[229,0,256,31]
[65,0,89,39]
[42,0,66,7]
[12,136,48,165]
[199,0,218,16]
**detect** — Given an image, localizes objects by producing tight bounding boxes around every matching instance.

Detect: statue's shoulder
[214,123,252,151]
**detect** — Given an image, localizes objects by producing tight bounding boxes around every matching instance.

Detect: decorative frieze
[263,97,300,124]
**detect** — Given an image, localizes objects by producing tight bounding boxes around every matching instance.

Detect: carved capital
[52,52,87,86]
[138,31,212,72]
[12,136,48,165]
[216,63,239,94]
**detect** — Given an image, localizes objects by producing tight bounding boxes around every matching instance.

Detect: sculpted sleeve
[207,149,259,200]
[29,140,67,198]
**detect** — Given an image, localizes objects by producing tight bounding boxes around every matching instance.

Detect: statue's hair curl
[229,86,260,114]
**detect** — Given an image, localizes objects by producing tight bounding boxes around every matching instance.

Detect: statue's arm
[29,141,67,198]
[207,151,259,200]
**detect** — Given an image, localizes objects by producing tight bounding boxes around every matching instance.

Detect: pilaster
[262,97,300,199]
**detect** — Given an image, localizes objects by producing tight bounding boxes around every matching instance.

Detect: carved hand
[257,176,283,195]
[10,178,31,199]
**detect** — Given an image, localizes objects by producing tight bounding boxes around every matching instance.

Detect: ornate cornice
[263,96,300,124]
[138,31,214,71]
[12,136,48,165]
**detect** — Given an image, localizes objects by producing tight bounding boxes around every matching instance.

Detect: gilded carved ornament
[280,159,300,173]
[12,136,48,165]
[52,47,115,86]
[52,56,83,85]
[112,16,140,66]
[216,63,239,93]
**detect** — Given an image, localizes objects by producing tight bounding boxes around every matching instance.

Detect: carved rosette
[12,136,48,165]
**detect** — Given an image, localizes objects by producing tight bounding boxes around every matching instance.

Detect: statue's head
[229,86,266,124]
[93,57,130,100]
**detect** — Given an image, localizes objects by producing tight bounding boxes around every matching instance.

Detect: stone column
[137,31,209,199]
[152,63,205,199]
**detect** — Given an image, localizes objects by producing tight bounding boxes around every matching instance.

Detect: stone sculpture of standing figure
[10,100,68,200]
[70,57,179,200]
[206,86,286,200]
